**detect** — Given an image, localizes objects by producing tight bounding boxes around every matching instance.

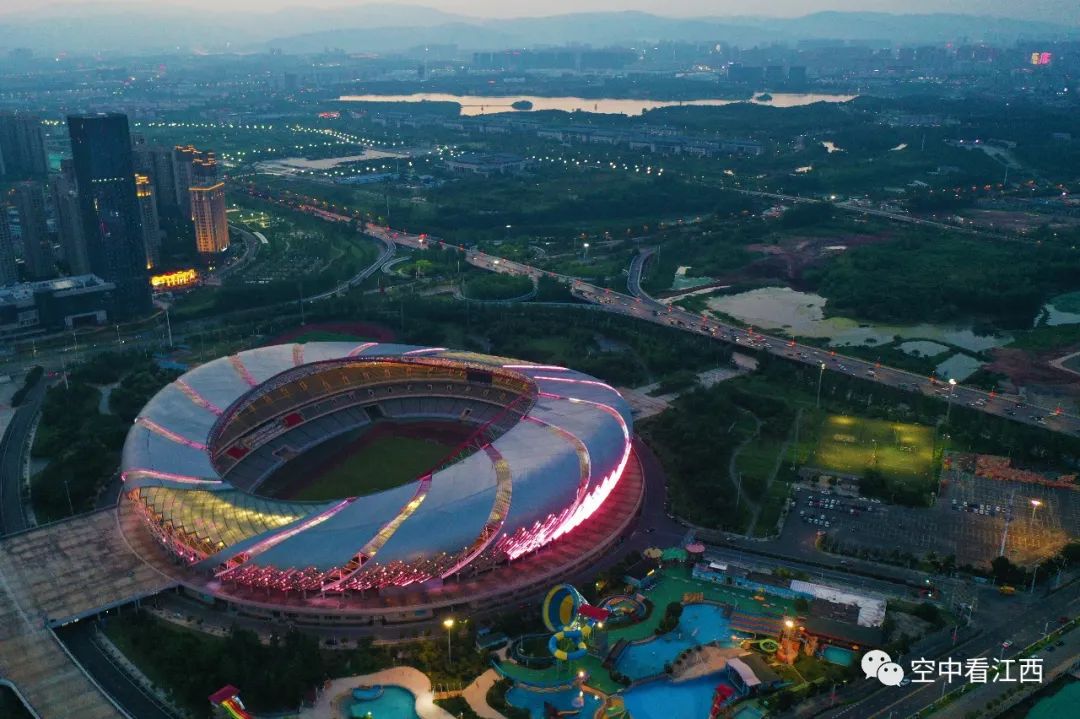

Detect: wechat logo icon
[862,650,906,686]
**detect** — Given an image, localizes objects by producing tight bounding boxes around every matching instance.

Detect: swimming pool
[821,645,855,667]
[617,604,737,679]
[623,675,739,719]
[506,685,602,719]
[347,685,418,719]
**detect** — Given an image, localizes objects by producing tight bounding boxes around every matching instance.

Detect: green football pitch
[290,435,454,501]
[800,413,936,482]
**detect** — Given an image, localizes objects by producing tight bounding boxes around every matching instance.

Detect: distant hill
[0,5,1074,55]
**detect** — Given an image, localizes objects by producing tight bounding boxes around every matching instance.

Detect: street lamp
[1030,499,1041,523]
[443,617,455,662]
[816,363,826,409]
[582,242,589,260]
[945,378,957,425]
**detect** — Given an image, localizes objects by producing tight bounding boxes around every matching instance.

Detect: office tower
[135,173,162,269]
[67,112,151,317]
[0,112,48,180]
[0,207,17,287]
[133,135,178,214]
[173,144,197,217]
[190,152,229,256]
[49,159,90,275]
[12,181,52,279]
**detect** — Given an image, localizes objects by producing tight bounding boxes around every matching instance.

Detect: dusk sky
[2,0,1078,22]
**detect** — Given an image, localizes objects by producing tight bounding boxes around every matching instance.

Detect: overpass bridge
[0,509,176,718]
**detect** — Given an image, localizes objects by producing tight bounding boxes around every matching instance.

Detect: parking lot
[803,471,1079,568]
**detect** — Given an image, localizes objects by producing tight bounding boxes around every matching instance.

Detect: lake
[338,92,856,116]
[1041,291,1080,326]
[705,286,1011,353]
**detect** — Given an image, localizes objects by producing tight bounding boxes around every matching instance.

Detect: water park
[492,547,875,719]
[211,547,878,719]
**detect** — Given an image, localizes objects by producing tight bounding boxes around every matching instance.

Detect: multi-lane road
[360,221,1080,438]
[0,380,45,535]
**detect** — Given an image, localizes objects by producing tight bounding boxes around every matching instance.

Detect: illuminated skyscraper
[12,181,52,279]
[49,159,90,275]
[67,112,151,317]
[190,152,229,256]
[135,174,162,269]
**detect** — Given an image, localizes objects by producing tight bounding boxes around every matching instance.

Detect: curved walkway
[299,667,454,719]
[462,669,508,719]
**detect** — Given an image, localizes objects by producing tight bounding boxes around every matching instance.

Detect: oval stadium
[118,343,644,625]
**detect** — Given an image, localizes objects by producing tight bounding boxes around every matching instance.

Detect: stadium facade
[120,343,641,622]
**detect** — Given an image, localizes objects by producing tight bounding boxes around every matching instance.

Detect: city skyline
[0,0,1078,23]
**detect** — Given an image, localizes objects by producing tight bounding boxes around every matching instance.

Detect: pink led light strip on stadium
[321,477,434,591]
[402,347,446,355]
[137,417,208,451]
[498,390,631,560]
[347,342,379,357]
[437,444,513,580]
[121,468,221,486]
[502,414,592,556]
[501,364,569,371]
[532,375,619,393]
[228,354,259,387]
[175,379,224,415]
[214,498,355,578]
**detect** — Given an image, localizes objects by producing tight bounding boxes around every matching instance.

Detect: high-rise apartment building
[12,181,52,279]
[0,207,17,287]
[67,112,151,317]
[133,135,178,215]
[135,173,162,269]
[0,112,48,180]
[173,144,198,218]
[190,152,229,256]
[49,159,90,275]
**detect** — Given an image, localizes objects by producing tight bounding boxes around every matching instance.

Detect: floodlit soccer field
[807,414,936,480]
[294,434,456,501]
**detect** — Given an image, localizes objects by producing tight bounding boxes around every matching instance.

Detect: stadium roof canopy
[121,343,633,592]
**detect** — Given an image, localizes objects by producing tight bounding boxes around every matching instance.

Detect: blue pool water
[618,603,736,679]
[348,685,418,719]
[821,645,855,667]
[506,685,602,719]
[623,675,739,719]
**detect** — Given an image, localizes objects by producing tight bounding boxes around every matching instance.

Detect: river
[338,92,856,116]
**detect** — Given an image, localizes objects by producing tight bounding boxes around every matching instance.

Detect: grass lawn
[292,435,453,500]
[736,435,784,492]
[794,412,936,483]
[754,482,793,538]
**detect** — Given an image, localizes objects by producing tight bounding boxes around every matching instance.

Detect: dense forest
[809,231,1080,328]
[31,353,179,520]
